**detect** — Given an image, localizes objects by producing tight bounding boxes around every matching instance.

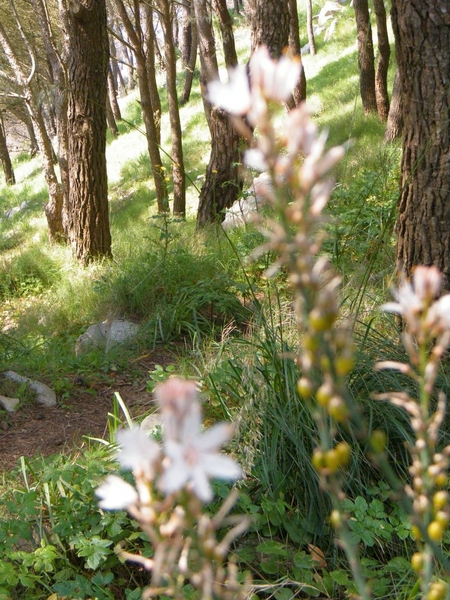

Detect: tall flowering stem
[96,378,249,600]
[376,266,450,599]
[209,46,369,599]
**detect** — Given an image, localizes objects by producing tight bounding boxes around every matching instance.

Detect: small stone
[0,394,20,412]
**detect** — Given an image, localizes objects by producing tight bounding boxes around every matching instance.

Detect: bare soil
[0,350,174,472]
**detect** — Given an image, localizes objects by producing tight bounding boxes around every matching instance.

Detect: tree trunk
[66,0,112,263]
[108,63,122,120]
[0,113,15,185]
[192,0,242,226]
[112,0,168,212]
[179,0,192,68]
[250,0,290,58]
[157,0,186,217]
[213,0,238,69]
[384,69,402,143]
[0,20,65,240]
[106,92,119,135]
[373,0,390,121]
[392,0,450,285]
[196,108,242,227]
[287,0,306,106]
[354,0,377,114]
[141,3,162,145]
[306,0,316,55]
[180,6,198,105]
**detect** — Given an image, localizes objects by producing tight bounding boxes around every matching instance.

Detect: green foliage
[0,449,151,599]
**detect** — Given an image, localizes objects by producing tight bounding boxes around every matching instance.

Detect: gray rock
[140,413,163,433]
[0,394,20,412]
[222,172,273,230]
[75,319,140,356]
[3,371,57,407]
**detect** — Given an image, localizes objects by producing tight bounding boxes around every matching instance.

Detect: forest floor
[0,350,174,471]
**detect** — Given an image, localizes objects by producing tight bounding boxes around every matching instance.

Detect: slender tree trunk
[384,69,402,143]
[392,0,450,285]
[0,113,15,185]
[112,0,168,212]
[32,0,70,235]
[287,0,306,106]
[192,0,242,227]
[306,0,316,55]
[66,0,112,263]
[179,0,192,68]
[180,8,198,105]
[354,0,377,114]
[106,92,119,135]
[0,21,64,240]
[157,0,186,216]
[141,3,162,144]
[108,64,122,120]
[373,0,390,121]
[213,0,238,69]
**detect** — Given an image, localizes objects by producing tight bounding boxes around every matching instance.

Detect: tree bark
[373,0,390,121]
[108,63,122,120]
[0,19,65,240]
[179,0,192,68]
[180,11,198,105]
[392,0,450,285]
[0,112,15,185]
[354,0,377,114]
[157,0,186,216]
[192,0,242,227]
[66,0,112,263]
[213,0,238,69]
[112,0,168,212]
[384,69,402,143]
[249,0,290,58]
[287,0,306,106]
[306,0,316,55]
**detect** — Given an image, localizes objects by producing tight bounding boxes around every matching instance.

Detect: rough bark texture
[108,63,122,120]
[392,0,450,285]
[354,0,377,114]
[67,0,112,263]
[384,69,402,143]
[192,0,242,227]
[373,0,390,121]
[179,0,192,68]
[213,0,238,69]
[0,113,15,185]
[196,108,242,227]
[287,0,306,106]
[157,0,186,216]
[180,10,198,105]
[249,0,290,57]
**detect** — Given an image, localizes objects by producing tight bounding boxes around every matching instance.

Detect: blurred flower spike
[96,378,241,510]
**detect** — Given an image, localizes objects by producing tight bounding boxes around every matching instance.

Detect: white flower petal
[191,467,213,502]
[96,475,138,510]
[207,68,252,115]
[195,422,234,452]
[201,453,242,481]
[244,148,269,172]
[116,427,160,479]
[160,458,189,495]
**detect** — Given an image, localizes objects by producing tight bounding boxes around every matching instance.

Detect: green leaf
[256,540,289,556]
[274,588,295,600]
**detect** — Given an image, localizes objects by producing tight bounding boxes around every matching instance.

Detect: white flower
[96,475,138,510]
[116,427,160,479]
[154,377,201,443]
[207,67,252,115]
[250,46,301,102]
[244,148,269,172]
[427,294,450,330]
[159,422,242,503]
